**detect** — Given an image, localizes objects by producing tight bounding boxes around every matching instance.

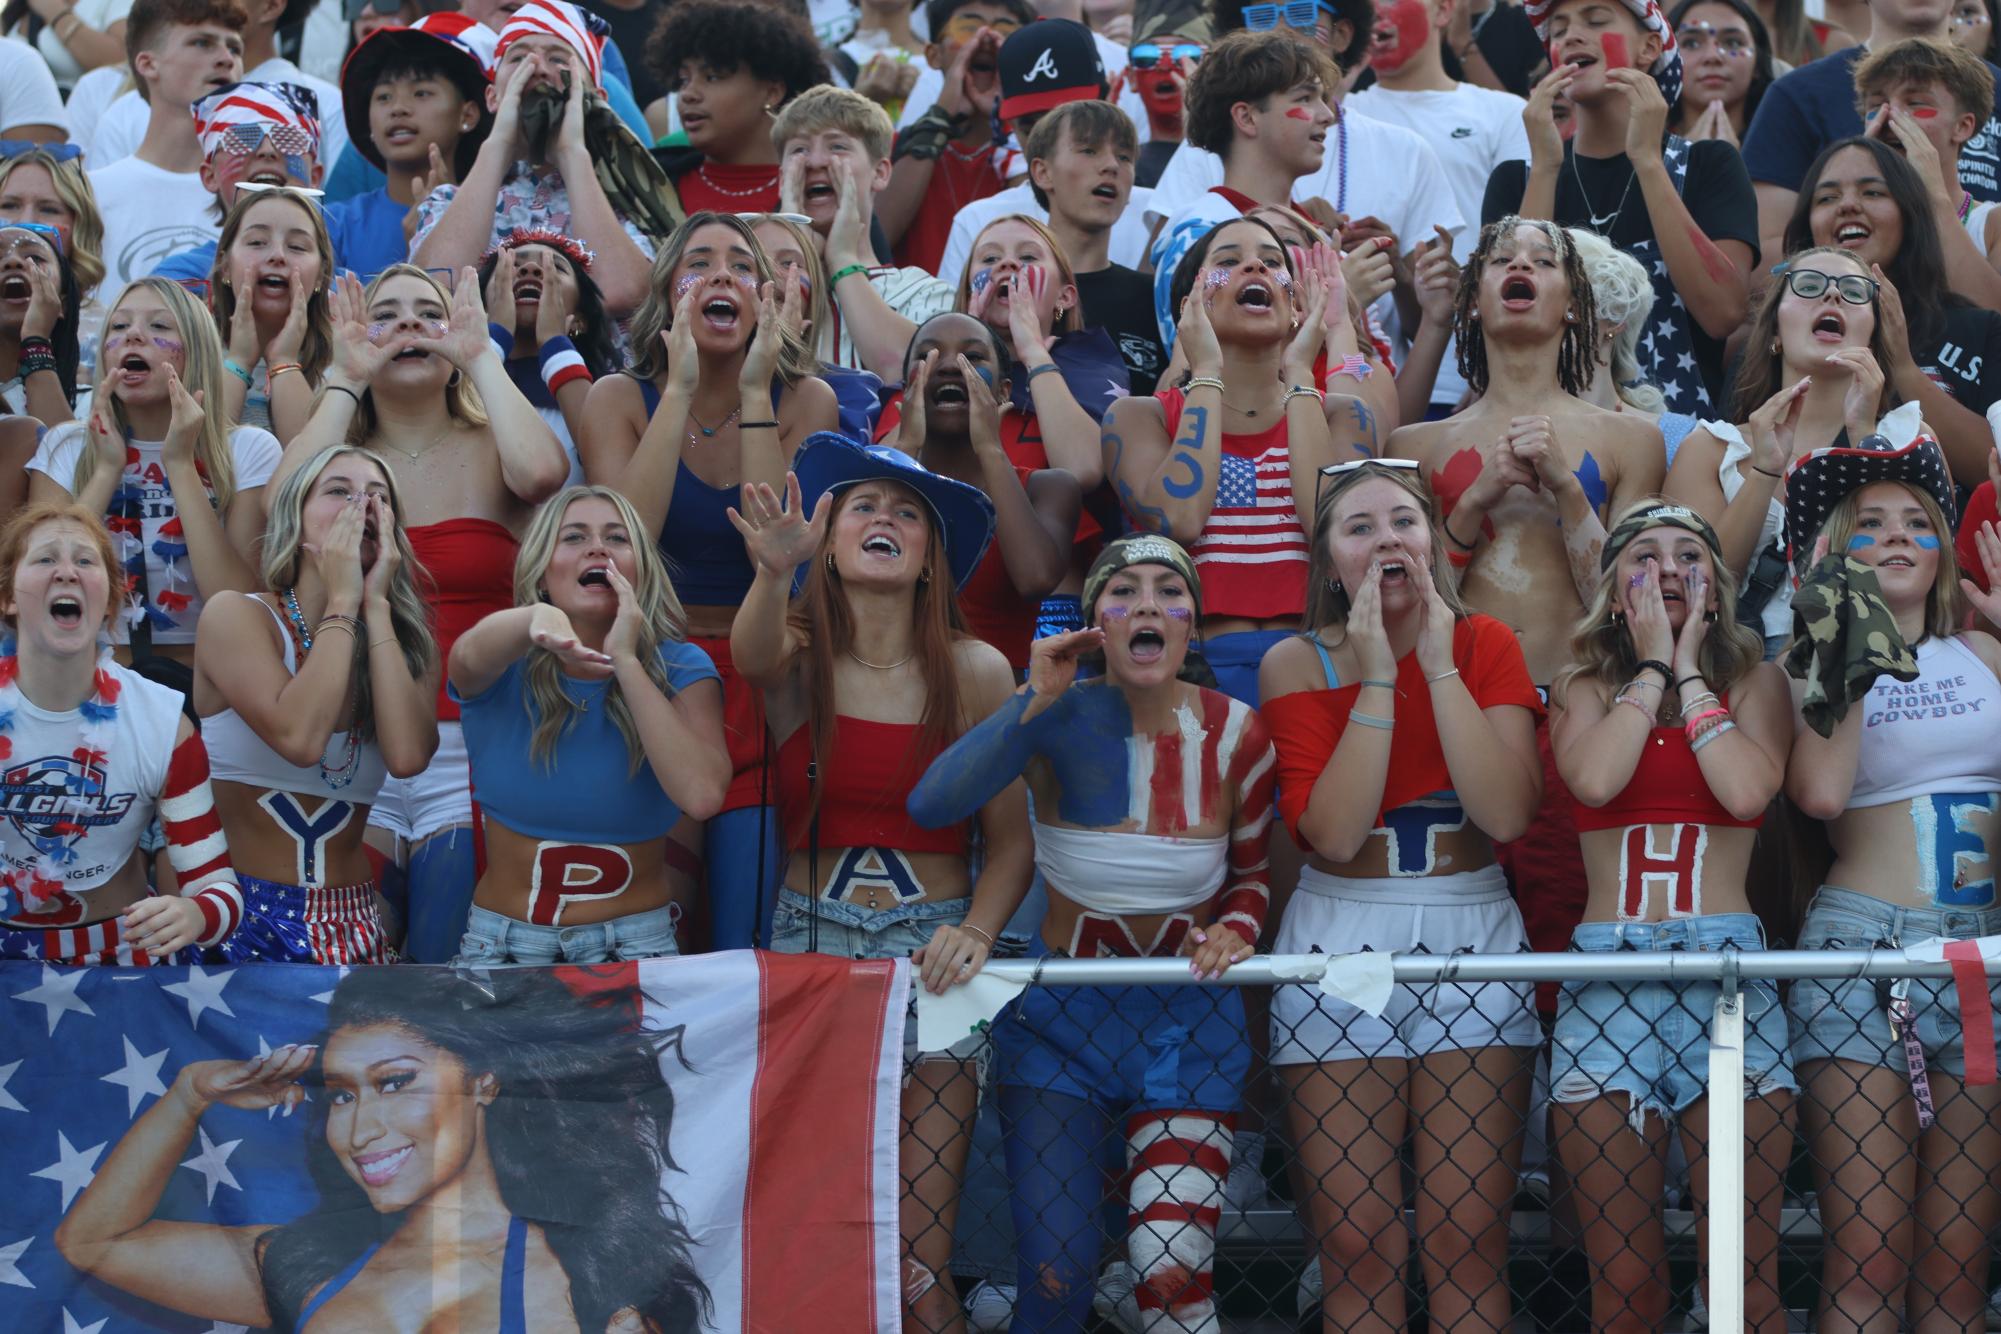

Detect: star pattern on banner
[162,965,236,1031]
[12,966,94,1037]
[0,1059,23,1113]
[61,1308,108,1334]
[30,1133,105,1210]
[0,1236,32,1289]
[100,1036,170,1118]
[179,1127,243,1207]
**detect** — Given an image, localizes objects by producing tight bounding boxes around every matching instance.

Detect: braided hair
[1453,215,1598,398]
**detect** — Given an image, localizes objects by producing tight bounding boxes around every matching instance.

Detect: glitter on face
[674,272,702,301]
[150,337,184,354]
[367,322,391,342]
[1165,606,1193,622]
[1271,268,1294,291]
[1202,267,1230,292]
[1099,605,1131,620]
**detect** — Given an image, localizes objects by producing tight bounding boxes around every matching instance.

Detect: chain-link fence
[893,945,2001,1333]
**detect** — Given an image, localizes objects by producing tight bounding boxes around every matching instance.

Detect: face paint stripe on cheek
[1914,534,1942,549]
[1284,107,1313,121]
[1848,534,1877,549]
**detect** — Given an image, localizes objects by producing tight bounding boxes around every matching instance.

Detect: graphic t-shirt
[89,158,220,297]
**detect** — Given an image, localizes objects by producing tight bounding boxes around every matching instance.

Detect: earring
[1769,339,1779,355]
[1703,609,1719,623]
[918,569,931,586]
[825,552,836,573]
[1328,577,1343,595]
[447,369,462,389]
[1563,310,1577,323]
[1612,611,1627,625]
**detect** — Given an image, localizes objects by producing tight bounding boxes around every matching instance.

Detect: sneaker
[1093,1259,1143,1333]
[964,1280,1015,1333]
[1297,1258,1324,1319]
[1224,1129,1269,1211]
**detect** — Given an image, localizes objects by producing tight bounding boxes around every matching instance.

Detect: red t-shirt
[673,161,782,215]
[892,146,1002,277]
[1261,614,1542,839]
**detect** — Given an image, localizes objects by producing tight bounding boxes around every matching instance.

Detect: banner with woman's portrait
[0,952,908,1332]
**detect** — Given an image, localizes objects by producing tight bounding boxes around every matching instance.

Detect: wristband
[487,321,516,358]
[17,335,51,357]
[829,263,870,285]
[1185,376,1224,394]
[1442,516,1477,551]
[1348,710,1394,730]
[1683,706,1730,738]
[326,382,362,405]
[1751,463,1783,479]
[17,352,56,377]
[537,335,592,394]
[1674,673,1707,691]
[1358,678,1396,690]
[1690,719,1736,752]
[739,420,779,430]
[1615,691,1656,720]
[190,885,241,946]
[1026,362,1061,383]
[1632,659,1673,683]
[222,357,253,387]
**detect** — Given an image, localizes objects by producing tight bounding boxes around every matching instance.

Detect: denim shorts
[766,888,969,961]
[454,902,681,965]
[1551,914,1796,1127]
[1788,886,2001,1078]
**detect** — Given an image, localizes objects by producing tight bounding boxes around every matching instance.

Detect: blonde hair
[626,212,819,386]
[0,151,106,296]
[72,278,238,509]
[954,214,1085,337]
[1301,463,1467,632]
[768,84,894,162]
[338,264,489,442]
[1567,229,1666,414]
[209,189,336,386]
[748,213,833,367]
[513,486,690,774]
[259,445,435,739]
[1553,498,1764,709]
[1817,480,1965,642]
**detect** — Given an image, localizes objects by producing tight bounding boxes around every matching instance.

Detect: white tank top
[1850,634,2001,807]
[1969,200,1999,260]
[0,663,181,894]
[201,597,388,805]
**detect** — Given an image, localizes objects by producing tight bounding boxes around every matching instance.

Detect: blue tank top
[452,638,721,843]
[298,1214,526,1331]
[636,377,759,606]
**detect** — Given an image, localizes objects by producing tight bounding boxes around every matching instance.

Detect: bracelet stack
[1683,691,1734,750]
[16,334,55,379]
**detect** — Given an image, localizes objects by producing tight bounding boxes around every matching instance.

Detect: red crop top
[1262,615,1541,838]
[775,716,971,855]
[410,517,520,722]
[1571,714,1761,831]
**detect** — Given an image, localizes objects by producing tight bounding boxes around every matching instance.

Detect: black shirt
[1075,264,1167,397]
[1137,139,1176,191]
[1482,140,1760,407]
[1923,304,2001,416]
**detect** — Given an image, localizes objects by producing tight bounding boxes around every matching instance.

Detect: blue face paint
[973,364,994,388]
[1848,534,1877,550]
[970,270,992,294]
[283,154,309,184]
[1914,534,1942,550]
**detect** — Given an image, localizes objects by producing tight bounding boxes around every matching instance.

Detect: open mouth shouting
[1126,625,1167,664]
[579,564,612,588]
[1091,182,1120,205]
[48,593,84,630]
[352,1144,413,1189]
[930,374,969,407]
[1499,273,1538,310]
[862,532,903,559]
[1237,279,1276,311]
[117,350,155,385]
[512,276,543,305]
[1377,557,1410,587]
[701,292,742,332]
[804,175,837,205]
[0,275,29,302]
[255,271,291,298]
[1811,308,1847,341]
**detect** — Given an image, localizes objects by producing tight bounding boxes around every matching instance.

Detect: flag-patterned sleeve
[159,730,241,946]
[1216,705,1277,948]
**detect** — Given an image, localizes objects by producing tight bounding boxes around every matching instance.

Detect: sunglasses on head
[1130,42,1204,69]
[0,220,64,256]
[1316,455,1420,503]
[234,181,326,206]
[0,140,82,164]
[1784,268,1877,305]
[1242,0,1335,32]
[216,122,316,158]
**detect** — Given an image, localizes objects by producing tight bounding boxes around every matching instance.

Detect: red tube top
[410,517,519,721]
[775,716,970,855]
[1570,722,1762,831]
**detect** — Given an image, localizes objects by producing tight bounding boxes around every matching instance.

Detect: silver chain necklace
[1571,151,1636,232]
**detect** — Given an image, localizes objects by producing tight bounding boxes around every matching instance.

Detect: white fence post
[1708,961,1747,1333]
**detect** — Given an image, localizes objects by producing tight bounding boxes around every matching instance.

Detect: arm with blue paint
[1105,297,1226,542]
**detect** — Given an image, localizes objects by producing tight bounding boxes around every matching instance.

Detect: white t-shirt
[1346,82,1528,407]
[9,0,132,91]
[826,265,955,372]
[88,156,219,297]
[90,56,349,184]
[28,423,282,645]
[896,31,1151,145]
[936,182,1155,291]
[65,63,127,162]
[0,37,68,136]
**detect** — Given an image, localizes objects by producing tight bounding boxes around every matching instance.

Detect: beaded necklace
[280,589,361,790]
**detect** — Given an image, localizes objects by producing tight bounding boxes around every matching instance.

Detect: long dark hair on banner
[255,968,711,1333]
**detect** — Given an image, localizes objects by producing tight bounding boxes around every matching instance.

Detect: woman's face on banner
[322,1022,494,1213]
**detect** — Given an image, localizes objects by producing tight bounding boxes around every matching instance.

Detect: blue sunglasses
[1130,42,1204,68]
[0,140,83,164]
[1241,0,1338,32]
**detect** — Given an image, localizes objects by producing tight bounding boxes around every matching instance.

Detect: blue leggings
[395,825,479,963]
[706,804,782,950]
[998,1085,1124,1332]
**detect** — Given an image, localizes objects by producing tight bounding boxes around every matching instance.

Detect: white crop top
[0,663,182,893]
[1850,634,2001,808]
[201,597,389,805]
[1032,819,1227,915]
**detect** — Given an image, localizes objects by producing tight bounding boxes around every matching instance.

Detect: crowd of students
[2,0,2001,1327]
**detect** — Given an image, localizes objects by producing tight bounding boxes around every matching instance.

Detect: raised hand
[328,271,401,385]
[1285,254,1333,380]
[663,287,700,398]
[1870,263,1916,374]
[87,395,125,474]
[1623,561,1675,664]
[1672,561,1713,672]
[1348,562,1397,682]
[412,265,495,369]
[267,269,311,366]
[360,493,401,606]
[1027,625,1104,703]
[1525,62,1578,167]
[726,471,833,576]
[528,601,614,677]
[1606,67,1669,164]
[306,486,367,609]
[1961,521,2001,626]
[534,263,577,349]
[1341,236,1396,309]
[21,257,59,341]
[1747,375,1812,480]
[1178,288,1222,378]
[402,143,454,244]
[224,260,262,366]
[178,1044,318,1115]
[1412,547,1457,678]
[554,62,590,162]
[896,349,934,453]
[604,563,645,664]
[1413,227,1460,330]
[824,156,875,271]
[961,352,1004,453]
[777,262,811,341]
[738,282,785,392]
[1822,346,1885,438]
[161,364,205,472]
[1007,263,1057,360]
[485,245,518,334]
[120,894,204,956]
[1506,415,1573,495]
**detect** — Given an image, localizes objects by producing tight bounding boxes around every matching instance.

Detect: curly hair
[645,0,831,106]
[1453,216,1598,398]
[255,967,710,1334]
[1184,28,1330,157]
[475,240,618,379]
[1567,228,1665,412]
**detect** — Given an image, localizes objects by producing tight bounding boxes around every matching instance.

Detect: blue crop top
[636,377,759,606]
[453,638,720,842]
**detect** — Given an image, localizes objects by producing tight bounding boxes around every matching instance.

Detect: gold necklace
[848,648,913,671]
[379,422,454,465]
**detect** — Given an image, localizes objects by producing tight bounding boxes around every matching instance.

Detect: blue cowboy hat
[791,433,997,591]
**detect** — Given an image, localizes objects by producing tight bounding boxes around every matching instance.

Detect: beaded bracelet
[17,335,52,359]
[1683,707,1730,741]
[1283,385,1324,408]
[1349,711,1394,730]
[17,352,56,377]
[1678,692,1721,719]
[1615,692,1656,720]
[1690,720,1737,752]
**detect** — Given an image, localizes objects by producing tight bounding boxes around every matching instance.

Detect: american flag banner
[0,953,907,1332]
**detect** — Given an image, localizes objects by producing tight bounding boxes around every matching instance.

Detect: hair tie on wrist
[1633,659,1673,682]
[326,383,362,404]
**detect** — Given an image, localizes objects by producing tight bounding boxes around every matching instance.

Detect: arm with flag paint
[1185,704,1276,977]
[55,1043,313,1328]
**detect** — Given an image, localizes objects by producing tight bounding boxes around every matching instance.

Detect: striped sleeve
[159,732,241,945]
[1215,706,1276,948]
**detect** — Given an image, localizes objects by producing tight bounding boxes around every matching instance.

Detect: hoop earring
[1769,339,1779,355]
[1611,611,1627,626]
[1703,609,1719,623]
[825,552,836,573]
[447,369,462,389]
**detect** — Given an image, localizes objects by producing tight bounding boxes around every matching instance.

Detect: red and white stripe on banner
[632,950,907,1332]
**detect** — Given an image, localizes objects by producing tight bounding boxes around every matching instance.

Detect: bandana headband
[1600,502,1723,571]
[192,81,323,163]
[1083,534,1204,621]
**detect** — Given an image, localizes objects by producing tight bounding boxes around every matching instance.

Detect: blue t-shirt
[453,638,721,843]
[322,188,413,283]
[1742,46,2001,198]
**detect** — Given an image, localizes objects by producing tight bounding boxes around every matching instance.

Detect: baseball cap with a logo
[998,19,1108,122]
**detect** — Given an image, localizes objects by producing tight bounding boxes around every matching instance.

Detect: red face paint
[1368,0,1432,75]
[1284,106,1314,121]
[1600,31,1629,69]
[1911,107,1940,119]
